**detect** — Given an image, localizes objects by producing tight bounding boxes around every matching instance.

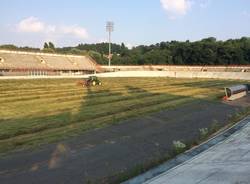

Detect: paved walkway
[144,117,250,184]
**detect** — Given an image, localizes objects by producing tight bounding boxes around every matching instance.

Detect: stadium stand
[1,50,249,78]
[0,50,97,76]
[102,65,250,73]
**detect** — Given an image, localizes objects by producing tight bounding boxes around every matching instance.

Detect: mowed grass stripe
[0,82,76,92]
[0,95,185,139]
[0,78,244,154]
[0,78,236,98]
[0,86,218,140]
[0,79,233,103]
[0,83,191,104]
[0,83,219,119]
[0,81,165,97]
[0,78,163,89]
[0,96,196,153]
[0,85,189,120]
[0,80,230,119]
[0,78,179,95]
[0,86,188,119]
[0,77,218,92]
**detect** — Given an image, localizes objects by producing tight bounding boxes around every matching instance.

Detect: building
[0,50,97,76]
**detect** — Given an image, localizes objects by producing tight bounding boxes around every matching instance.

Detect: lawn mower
[79,76,102,87]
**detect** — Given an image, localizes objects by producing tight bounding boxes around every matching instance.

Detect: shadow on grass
[0,82,249,184]
[169,80,245,89]
[0,86,124,140]
[0,82,246,149]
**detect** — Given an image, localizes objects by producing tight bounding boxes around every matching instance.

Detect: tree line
[0,37,250,65]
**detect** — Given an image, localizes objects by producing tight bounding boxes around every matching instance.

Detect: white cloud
[46,25,56,34]
[61,25,88,39]
[160,0,192,19]
[16,17,89,40]
[17,17,45,33]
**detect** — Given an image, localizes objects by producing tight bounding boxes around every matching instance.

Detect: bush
[173,140,186,154]
[199,128,209,140]
[209,120,220,133]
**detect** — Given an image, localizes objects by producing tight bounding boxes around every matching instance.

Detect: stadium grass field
[0,78,247,154]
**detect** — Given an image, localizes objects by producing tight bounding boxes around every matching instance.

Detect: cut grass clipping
[0,78,247,154]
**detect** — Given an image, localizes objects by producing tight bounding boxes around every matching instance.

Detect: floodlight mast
[106,21,114,66]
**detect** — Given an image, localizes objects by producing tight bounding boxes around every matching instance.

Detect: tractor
[82,76,102,87]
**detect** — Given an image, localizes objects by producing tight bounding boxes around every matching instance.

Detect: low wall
[101,65,250,72]
[0,75,89,80]
[97,71,250,80]
[0,71,249,80]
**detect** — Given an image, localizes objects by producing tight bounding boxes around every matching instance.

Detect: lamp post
[106,21,114,66]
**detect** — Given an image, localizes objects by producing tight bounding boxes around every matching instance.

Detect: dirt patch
[0,97,249,184]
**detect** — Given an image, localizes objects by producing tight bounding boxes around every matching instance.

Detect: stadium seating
[102,65,250,73]
[0,50,97,76]
[0,52,48,70]
[67,56,97,71]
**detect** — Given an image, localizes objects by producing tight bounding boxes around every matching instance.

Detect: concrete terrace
[130,116,250,184]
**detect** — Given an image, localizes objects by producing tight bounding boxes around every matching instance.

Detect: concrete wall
[101,65,250,73]
[97,71,250,80]
[1,71,249,80]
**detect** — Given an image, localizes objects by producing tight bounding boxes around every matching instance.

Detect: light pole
[106,21,114,66]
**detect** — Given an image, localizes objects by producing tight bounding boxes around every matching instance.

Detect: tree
[43,42,49,49]
[120,42,129,56]
[43,48,55,53]
[1,36,250,65]
[48,42,55,50]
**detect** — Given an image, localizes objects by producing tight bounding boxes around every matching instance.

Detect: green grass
[0,77,247,154]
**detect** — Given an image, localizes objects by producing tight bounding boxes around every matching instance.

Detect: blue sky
[0,0,250,48]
